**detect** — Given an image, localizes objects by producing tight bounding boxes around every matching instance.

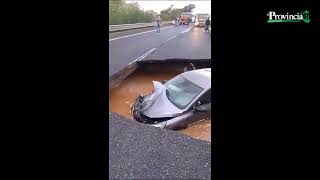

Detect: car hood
[141,81,183,118]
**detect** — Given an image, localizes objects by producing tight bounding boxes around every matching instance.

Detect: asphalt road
[144,26,211,61]
[109,24,211,77]
[109,24,173,40]
[109,112,211,179]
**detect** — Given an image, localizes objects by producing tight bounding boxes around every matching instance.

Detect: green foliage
[160,4,195,21]
[108,1,196,24]
[182,4,195,12]
[109,0,156,25]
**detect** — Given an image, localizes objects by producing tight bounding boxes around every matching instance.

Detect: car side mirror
[195,103,211,112]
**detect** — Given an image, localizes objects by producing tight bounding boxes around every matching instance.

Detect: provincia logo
[267,10,310,23]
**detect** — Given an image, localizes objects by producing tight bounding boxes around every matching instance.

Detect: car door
[183,89,211,126]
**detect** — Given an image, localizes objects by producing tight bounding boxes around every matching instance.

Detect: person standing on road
[156,15,161,33]
[205,17,211,33]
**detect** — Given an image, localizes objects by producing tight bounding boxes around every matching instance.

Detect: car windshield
[165,75,204,110]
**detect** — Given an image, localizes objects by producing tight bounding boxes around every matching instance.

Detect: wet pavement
[109,67,211,142]
[143,26,211,61]
[109,24,193,77]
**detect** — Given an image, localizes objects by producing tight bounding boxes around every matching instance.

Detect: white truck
[194,13,210,27]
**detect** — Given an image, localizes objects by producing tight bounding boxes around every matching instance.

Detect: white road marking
[163,26,191,43]
[109,26,173,42]
[181,26,192,33]
[165,35,177,42]
[128,48,156,65]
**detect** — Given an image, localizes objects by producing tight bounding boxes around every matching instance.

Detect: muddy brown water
[109,68,211,142]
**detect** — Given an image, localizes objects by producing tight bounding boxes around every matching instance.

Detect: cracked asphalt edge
[109,112,211,179]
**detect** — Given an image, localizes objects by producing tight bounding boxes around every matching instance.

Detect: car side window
[198,89,211,105]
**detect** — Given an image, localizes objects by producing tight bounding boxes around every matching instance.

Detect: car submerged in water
[131,67,212,130]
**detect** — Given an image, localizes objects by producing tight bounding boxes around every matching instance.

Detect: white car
[131,68,212,130]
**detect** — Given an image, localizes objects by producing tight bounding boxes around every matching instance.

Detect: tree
[160,4,196,21]
[109,1,156,25]
[109,0,125,24]
[182,4,195,12]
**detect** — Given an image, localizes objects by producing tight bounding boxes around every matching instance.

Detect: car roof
[180,68,211,90]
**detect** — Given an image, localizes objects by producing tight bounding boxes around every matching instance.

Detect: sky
[126,0,211,15]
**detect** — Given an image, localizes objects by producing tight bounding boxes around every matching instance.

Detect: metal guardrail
[109,21,172,32]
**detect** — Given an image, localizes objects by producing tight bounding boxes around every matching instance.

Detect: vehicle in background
[189,14,194,23]
[194,13,210,27]
[131,67,212,130]
[172,18,180,26]
[192,16,195,23]
[180,12,193,25]
[180,15,190,25]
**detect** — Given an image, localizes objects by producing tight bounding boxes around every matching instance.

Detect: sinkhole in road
[109,60,211,142]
